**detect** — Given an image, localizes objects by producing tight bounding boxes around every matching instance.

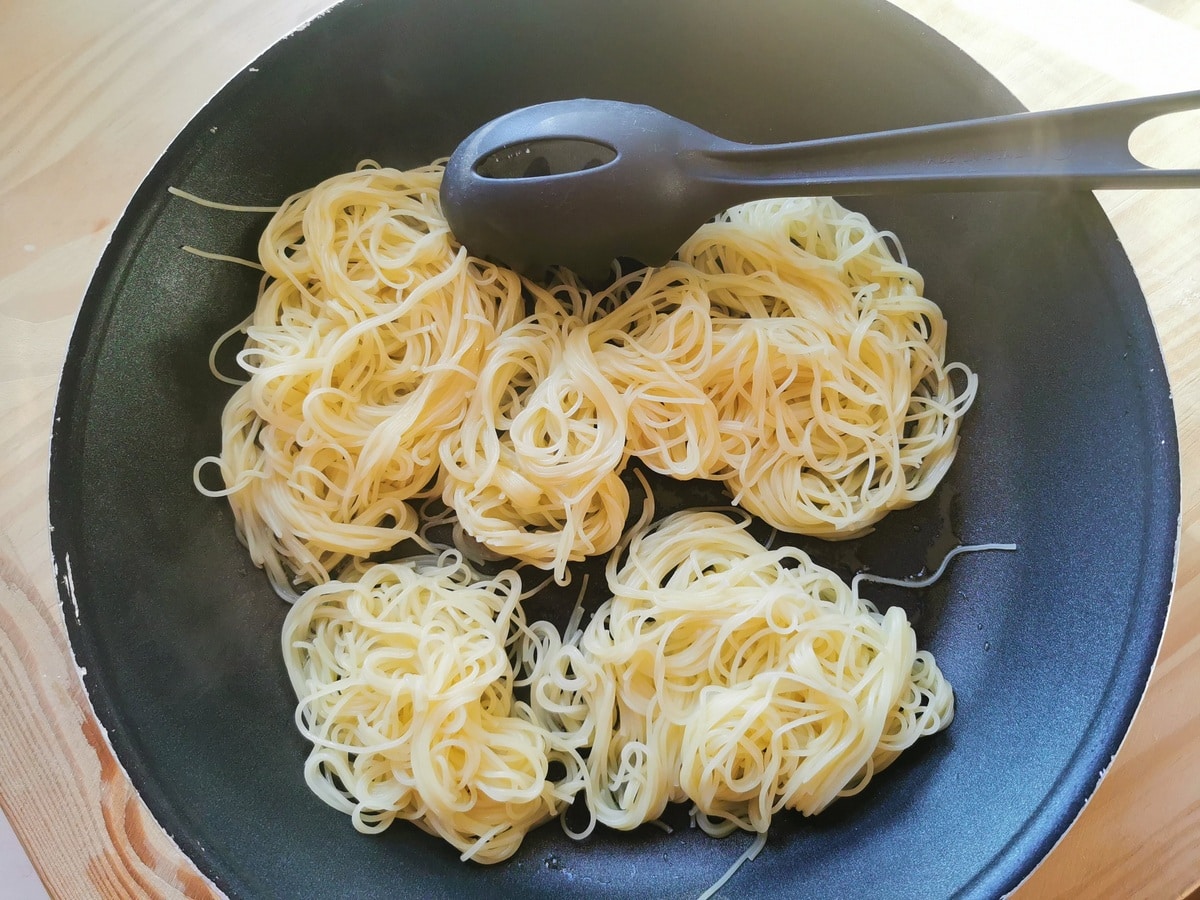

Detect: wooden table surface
[2,1,1198,897]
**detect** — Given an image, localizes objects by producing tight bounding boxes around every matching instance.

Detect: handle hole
[1129,109,1200,169]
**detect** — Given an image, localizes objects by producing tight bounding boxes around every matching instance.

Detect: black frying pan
[49,1,1179,897]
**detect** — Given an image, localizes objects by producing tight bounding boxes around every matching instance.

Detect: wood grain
[0,3,335,896]
[1,1,1197,897]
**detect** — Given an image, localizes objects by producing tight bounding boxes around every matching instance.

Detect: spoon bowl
[443,100,729,278]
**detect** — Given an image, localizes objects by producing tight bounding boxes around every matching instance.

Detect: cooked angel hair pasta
[195,161,974,588]
[439,285,630,585]
[282,513,955,864]
[673,198,975,537]
[281,553,568,863]
[186,161,978,876]
[194,162,522,588]
[523,510,953,839]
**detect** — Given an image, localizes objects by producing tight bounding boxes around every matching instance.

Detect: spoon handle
[693,89,1200,195]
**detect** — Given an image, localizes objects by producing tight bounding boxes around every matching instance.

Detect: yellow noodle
[196,163,972,585]
[525,510,954,838]
[439,289,630,585]
[198,163,521,587]
[168,185,281,213]
[190,163,978,880]
[676,197,976,537]
[181,245,267,270]
[281,553,567,863]
[585,267,723,479]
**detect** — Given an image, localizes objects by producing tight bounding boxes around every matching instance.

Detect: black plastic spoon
[441,92,1200,278]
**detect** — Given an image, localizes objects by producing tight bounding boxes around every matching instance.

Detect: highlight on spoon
[474,138,617,179]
